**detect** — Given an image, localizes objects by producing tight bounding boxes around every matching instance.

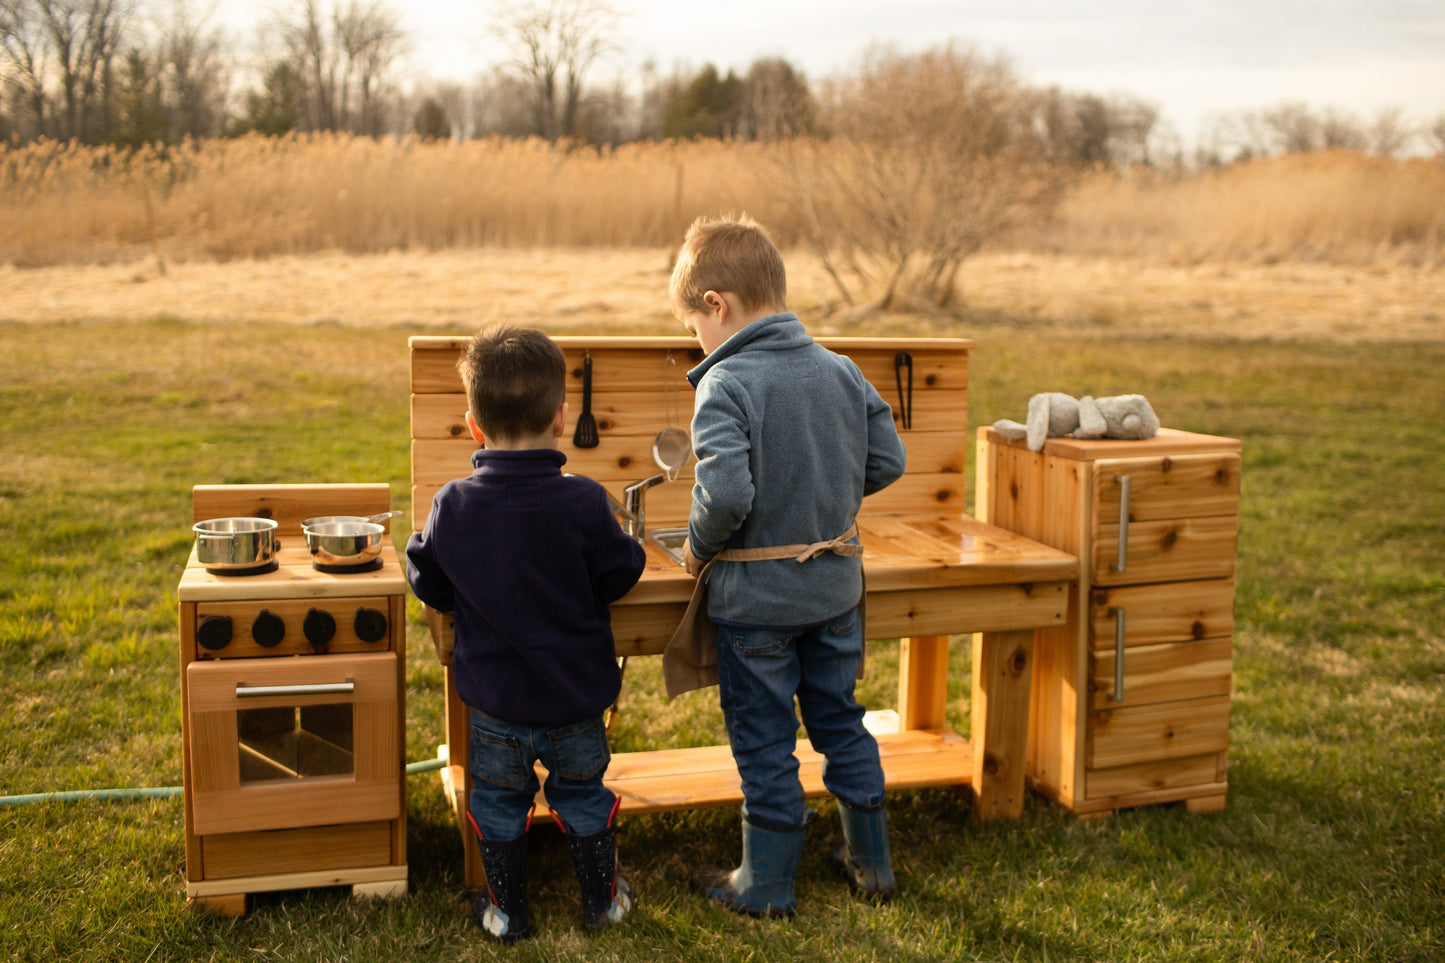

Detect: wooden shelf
[440,728,972,826]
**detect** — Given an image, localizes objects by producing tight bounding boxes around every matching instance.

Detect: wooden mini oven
[179,485,408,916]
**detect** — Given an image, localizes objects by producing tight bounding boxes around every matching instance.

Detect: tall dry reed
[1032,150,1445,266]
[2,136,1441,267]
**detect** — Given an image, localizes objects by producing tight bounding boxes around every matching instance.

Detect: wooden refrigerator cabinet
[976,428,1241,817]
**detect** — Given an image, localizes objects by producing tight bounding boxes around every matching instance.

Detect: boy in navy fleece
[675,215,907,917]
[407,325,646,943]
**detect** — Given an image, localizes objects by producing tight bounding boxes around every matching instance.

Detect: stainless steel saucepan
[302,519,386,566]
[193,517,279,570]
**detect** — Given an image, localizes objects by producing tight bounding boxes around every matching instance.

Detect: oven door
[186,652,400,836]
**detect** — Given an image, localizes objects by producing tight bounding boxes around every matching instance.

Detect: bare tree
[1366,107,1414,158]
[157,0,226,139]
[771,43,1068,311]
[0,0,132,141]
[271,0,403,134]
[491,0,620,141]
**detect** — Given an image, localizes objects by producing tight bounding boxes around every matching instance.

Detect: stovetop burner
[205,560,280,577]
[312,557,385,574]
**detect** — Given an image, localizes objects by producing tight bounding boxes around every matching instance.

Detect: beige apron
[661,523,867,698]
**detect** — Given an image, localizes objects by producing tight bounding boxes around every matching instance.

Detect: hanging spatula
[573,351,600,448]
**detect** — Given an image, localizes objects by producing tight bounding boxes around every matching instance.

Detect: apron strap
[715,522,862,564]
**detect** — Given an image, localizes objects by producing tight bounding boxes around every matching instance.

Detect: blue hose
[0,757,448,807]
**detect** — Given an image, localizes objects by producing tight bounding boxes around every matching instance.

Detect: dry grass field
[1,248,1440,343]
[1,136,1441,342]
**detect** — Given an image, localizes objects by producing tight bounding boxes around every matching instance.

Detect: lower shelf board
[442,728,974,822]
[186,864,408,901]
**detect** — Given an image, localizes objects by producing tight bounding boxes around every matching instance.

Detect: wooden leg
[352,878,407,899]
[444,666,486,890]
[897,635,950,731]
[1184,794,1227,814]
[970,629,1035,821]
[188,893,246,917]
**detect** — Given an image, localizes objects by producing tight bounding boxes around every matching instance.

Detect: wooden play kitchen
[178,484,408,916]
[411,335,1090,889]
[976,428,1241,817]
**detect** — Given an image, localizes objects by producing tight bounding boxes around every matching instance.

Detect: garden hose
[0,757,447,807]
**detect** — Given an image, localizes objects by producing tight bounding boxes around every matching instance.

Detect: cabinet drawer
[1088,694,1230,768]
[1089,579,1235,649]
[1092,515,1237,586]
[1085,752,1227,801]
[1092,453,1240,526]
[1090,637,1232,708]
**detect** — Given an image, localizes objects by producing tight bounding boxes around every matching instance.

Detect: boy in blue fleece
[406,325,646,943]
[674,215,908,917]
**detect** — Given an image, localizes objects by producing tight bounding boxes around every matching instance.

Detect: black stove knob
[251,609,286,648]
[197,615,233,652]
[303,608,336,651]
[354,607,388,644]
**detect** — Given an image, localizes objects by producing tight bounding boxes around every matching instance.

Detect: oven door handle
[235,681,355,698]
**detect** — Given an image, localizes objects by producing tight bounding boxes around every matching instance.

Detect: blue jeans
[715,605,885,829]
[467,708,618,841]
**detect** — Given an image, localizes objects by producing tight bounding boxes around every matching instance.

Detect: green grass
[2,318,1442,962]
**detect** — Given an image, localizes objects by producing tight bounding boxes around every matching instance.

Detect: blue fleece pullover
[406,448,646,727]
[686,313,907,627]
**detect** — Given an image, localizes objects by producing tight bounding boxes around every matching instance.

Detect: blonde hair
[670,213,787,316]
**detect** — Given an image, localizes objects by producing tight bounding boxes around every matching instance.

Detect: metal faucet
[617,473,666,540]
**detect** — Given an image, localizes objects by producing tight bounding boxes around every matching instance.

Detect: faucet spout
[621,473,667,539]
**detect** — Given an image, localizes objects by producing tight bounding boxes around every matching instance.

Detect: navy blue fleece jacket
[406,448,646,727]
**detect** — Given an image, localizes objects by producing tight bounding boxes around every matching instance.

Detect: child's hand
[683,538,706,577]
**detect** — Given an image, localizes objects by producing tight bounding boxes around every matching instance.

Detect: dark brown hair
[458,325,566,441]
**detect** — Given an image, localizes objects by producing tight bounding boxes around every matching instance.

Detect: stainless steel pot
[303,520,385,566]
[193,517,279,570]
[301,511,401,529]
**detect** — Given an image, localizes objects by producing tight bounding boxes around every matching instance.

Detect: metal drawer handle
[1113,608,1126,702]
[235,681,355,698]
[1111,475,1131,573]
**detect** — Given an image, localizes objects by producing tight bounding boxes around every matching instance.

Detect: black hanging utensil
[894,351,914,430]
[573,351,599,448]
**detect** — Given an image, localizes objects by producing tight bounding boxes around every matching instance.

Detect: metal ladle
[652,350,691,480]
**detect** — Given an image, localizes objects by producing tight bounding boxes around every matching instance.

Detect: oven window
[237,703,355,783]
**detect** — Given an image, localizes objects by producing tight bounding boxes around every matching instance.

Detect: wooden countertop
[179,546,408,602]
[619,514,1077,607]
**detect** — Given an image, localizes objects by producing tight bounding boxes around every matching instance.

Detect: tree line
[7,0,1437,162]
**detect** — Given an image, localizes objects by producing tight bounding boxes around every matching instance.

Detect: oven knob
[354,607,388,644]
[251,609,286,648]
[303,608,336,651]
[197,615,233,652]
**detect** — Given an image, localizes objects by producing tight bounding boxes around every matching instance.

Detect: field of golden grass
[4,247,1440,343]
[1,136,1441,341]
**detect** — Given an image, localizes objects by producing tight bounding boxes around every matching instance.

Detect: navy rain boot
[692,814,807,918]
[564,825,635,931]
[831,799,896,901]
[475,836,532,943]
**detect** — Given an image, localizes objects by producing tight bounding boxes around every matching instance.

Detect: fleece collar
[686,313,811,387]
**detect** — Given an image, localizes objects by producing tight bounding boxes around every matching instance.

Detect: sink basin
[647,527,689,567]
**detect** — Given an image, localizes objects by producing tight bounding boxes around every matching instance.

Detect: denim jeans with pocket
[714,605,885,829]
[468,708,617,840]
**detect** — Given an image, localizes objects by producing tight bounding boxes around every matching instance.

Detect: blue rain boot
[691,814,807,918]
[832,799,896,901]
[564,825,634,931]
[475,836,532,943]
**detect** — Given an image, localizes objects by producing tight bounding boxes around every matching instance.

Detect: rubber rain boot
[832,800,896,901]
[564,825,634,931]
[691,815,806,918]
[476,836,532,943]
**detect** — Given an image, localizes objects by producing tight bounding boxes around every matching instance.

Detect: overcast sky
[224,0,1445,142]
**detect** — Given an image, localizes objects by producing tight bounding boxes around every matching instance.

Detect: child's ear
[553,401,569,438]
[465,410,486,445]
